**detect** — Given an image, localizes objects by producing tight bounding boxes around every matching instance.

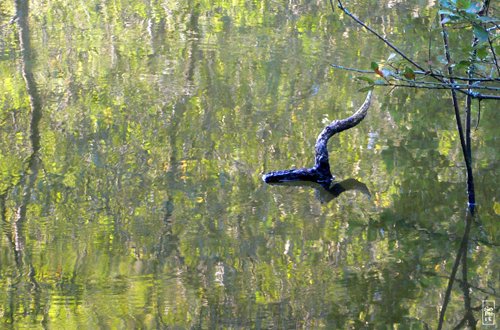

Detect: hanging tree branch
[332,0,426,72]
[329,0,500,207]
[488,35,500,76]
[330,0,500,101]
[331,64,500,82]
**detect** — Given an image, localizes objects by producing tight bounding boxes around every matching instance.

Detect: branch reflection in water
[438,208,476,329]
[265,178,370,204]
[0,0,44,323]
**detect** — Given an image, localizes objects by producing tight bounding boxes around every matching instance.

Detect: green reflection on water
[0,0,498,328]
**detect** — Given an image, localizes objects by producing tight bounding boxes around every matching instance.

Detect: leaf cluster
[439,0,499,70]
[353,0,499,97]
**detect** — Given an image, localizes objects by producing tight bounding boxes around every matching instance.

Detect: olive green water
[0,0,498,328]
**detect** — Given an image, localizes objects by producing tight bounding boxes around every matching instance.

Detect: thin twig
[330,64,372,74]
[368,83,500,96]
[440,15,474,207]
[393,78,500,91]
[481,0,495,81]
[475,100,482,130]
[460,215,475,328]
[330,64,500,82]
[334,0,426,72]
[423,271,500,297]
[330,64,500,99]
[466,37,479,204]
[415,71,499,82]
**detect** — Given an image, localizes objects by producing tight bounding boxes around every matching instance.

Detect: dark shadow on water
[10,0,42,264]
[266,178,370,204]
[434,206,499,329]
[437,207,477,329]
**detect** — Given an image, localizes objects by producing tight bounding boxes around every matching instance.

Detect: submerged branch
[263,91,372,184]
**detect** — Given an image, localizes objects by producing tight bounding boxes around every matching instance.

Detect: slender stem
[440,17,476,206]
[373,81,499,92]
[466,37,478,206]
[330,65,500,99]
[330,64,500,82]
[437,235,465,330]
[414,73,499,82]
[335,0,426,72]
[488,36,500,76]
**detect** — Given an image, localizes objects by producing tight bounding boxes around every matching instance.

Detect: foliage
[353,0,499,98]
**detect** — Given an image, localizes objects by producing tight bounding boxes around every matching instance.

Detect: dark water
[0,0,498,328]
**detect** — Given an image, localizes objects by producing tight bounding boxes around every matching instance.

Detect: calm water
[0,0,498,328]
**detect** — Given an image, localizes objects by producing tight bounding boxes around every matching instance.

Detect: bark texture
[263,91,372,184]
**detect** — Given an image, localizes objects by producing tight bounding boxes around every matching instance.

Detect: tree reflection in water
[0,0,498,328]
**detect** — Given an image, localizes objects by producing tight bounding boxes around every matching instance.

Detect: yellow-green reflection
[0,0,498,328]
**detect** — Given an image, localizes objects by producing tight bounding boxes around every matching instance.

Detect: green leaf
[438,10,455,15]
[456,0,471,10]
[358,86,374,92]
[465,2,482,14]
[371,62,379,71]
[454,60,470,72]
[473,25,489,43]
[403,67,416,80]
[476,46,488,59]
[356,76,375,84]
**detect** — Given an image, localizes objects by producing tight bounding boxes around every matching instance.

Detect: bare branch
[330,64,500,82]
[263,92,372,184]
[488,36,500,76]
[330,64,500,100]
[334,0,426,72]
[440,15,475,207]
[367,82,500,95]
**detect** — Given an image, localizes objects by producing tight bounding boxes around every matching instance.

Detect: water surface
[0,0,498,328]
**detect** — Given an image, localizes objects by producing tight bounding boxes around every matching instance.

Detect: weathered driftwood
[262,91,372,184]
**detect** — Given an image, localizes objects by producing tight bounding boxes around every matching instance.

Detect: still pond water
[0,0,498,328]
